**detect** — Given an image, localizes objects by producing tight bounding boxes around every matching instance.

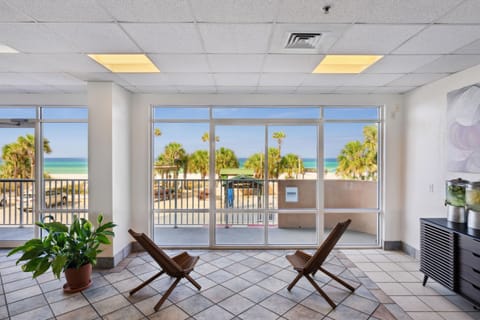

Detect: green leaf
[97,214,103,224]
[96,234,111,244]
[33,258,51,278]
[52,255,68,279]
[44,221,68,233]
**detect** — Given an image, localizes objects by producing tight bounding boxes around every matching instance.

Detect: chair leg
[130,271,164,296]
[305,274,336,309]
[185,274,201,290]
[154,277,181,311]
[287,273,303,291]
[319,267,355,292]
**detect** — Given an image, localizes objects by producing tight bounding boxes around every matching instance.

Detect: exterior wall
[403,64,480,251]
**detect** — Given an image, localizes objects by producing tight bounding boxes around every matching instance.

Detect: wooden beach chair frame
[285,219,355,309]
[128,229,201,311]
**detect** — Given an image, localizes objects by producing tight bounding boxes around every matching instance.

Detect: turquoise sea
[1,157,337,174]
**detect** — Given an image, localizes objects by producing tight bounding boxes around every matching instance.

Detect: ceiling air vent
[285,32,322,49]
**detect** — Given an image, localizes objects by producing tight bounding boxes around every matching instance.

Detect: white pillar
[88,82,132,267]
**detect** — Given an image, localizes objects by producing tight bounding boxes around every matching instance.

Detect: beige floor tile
[365,271,396,282]
[391,296,432,312]
[92,294,131,316]
[376,282,411,295]
[418,296,461,312]
[407,311,444,320]
[148,304,189,320]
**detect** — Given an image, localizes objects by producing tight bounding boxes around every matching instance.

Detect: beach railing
[153,178,278,227]
[0,178,88,227]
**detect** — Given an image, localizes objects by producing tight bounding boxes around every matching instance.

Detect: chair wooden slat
[285,219,355,309]
[128,229,201,311]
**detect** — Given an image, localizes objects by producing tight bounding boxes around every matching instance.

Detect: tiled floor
[0,249,479,320]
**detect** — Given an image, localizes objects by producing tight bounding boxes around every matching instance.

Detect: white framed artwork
[447,83,480,173]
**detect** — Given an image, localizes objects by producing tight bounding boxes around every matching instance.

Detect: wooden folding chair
[128,229,201,311]
[286,219,355,309]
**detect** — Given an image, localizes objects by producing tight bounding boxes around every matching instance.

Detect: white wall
[403,64,480,251]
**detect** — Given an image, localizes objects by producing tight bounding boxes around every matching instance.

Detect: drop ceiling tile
[455,39,480,54]
[216,86,256,93]
[394,25,480,54]
[14,84,58,93]
[345,74,403,86]
[0,23,76,53]
[365,55,440,73]
[134,85,178,93]
[178,86,217,93]
[413,55,480,73]
[269,24,348,54]
[263,54,323,73]
[437,0,480,23]
[214,73,259,86]
[199,23,272,53]
[256,86,297,93]
[100,0,193,22]
[386,73,448,86]
[122,23,202,53]
[0,0,33,22]
[115,73,172,86]
[0,54,51,72]
[70,72,134,86]
[334,86,380,93]
[53,84,87,93]
[277,0,367,23]
[0,85,23,93]
[46,23,139,53]
[259,73,306,86]
[191,0,278,22]
[168,73,215,86]
[8,0,112,22]
[27,73,85,85]
[0,72,40,85]
[38,54,109,73]
[208,54,264,72]
[149,54,209,72]
[356,0,463,23]
[303,74,353,86]
[372,86,415,94]
[296,86,338,93]
[329,24,425,54]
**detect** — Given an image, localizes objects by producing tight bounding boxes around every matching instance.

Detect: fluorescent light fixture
[0,43,18,53]
[87,54,160,73]
[313,55,383,74]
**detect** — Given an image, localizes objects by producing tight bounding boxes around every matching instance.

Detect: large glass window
[0,107,88,244]
[152,106,382,248]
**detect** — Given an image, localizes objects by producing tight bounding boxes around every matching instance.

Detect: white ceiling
[0,0,479,94]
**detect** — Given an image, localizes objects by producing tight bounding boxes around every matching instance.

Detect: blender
[445,178,468,223]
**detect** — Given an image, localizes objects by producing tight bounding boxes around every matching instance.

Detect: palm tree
[272,131,286,156]
[244,153,264,178]
[189,150,209,179]
[363,125,378,180]
[1,134,51,179]
[280,153,304,178]
[336,141,365,180]
[156,142,187,179]
[201,132,219,143]
[215,147,239,177]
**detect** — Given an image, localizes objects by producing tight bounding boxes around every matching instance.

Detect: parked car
[153,186,175,200]
[18,189,68,211]
[0,195,7,207]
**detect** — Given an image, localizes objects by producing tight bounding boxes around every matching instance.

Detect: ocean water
[44,158,87,174]
[238,158,337,171]
[1,157,337,174]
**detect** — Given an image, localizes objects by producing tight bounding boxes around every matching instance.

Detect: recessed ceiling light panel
[313,55,383,74]
[87,54,160,73]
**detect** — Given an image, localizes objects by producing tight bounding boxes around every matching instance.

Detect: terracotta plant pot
[63,263,92,293]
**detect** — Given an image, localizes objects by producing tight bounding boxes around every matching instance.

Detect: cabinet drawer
[459,248,480,269]
[460,263,480,285]
[458,279,480,305]
[458,235,480,253]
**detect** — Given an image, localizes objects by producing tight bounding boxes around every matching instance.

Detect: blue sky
[0,108,88,158]
[1,107,378,160]
[154,107,378,159]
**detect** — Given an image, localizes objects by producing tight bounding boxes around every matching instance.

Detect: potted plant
[8,214,116,293]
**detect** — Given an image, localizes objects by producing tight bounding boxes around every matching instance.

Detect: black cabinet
[420,218,480,307]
